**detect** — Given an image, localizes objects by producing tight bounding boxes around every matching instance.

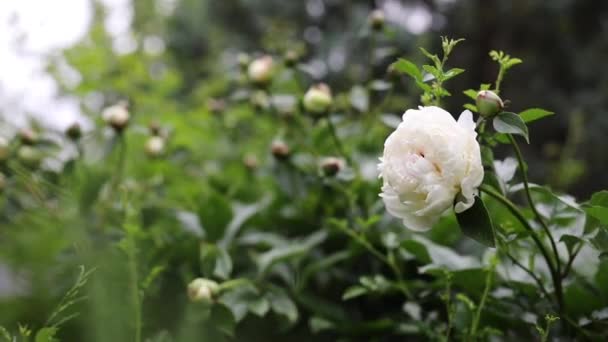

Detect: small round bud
[187,278,219,303]
[284,50,299,68]
[476,90,504,118]
[248,55,274,85]
[19,128,38,145]
[66,122,82,140]
[17,146,42,168]
[271,140,290,160]
[237,52,250,70]
[102,103,130,132]
[243,154,259,170]
[145,136,165,158]
[369,9,385,31]
[320,157,345,177]
[0,137,9,162]
[303,83,333,115]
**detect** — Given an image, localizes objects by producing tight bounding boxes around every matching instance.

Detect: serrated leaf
[493,112,529,143]
[342,285,367,300]
[456,196,496,247]
[519,108,554,123]
[390,58,422,80]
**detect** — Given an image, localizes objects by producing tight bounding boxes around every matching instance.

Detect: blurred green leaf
[519,108,554,123]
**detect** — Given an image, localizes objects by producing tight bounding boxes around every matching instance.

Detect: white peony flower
[378,106,484,231]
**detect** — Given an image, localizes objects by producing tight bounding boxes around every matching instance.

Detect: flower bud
[303,83,333,115]
[102,103,130,132]
[248,55,274,85]
[271,140,290,160]
[19,128,38,145]
[476,90,504,118]
[369,9,385,31]
[187,278,219,303]
[66,122,82,140]
[145,136,165,158]
[320,157,344,177]
[284,50,299,68]
[237,52,250,70]
[0,137,9,162]
[17,146,42,168]
[243,154,259,170]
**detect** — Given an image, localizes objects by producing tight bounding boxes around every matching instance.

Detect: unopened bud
[271,140,290,160]
[17,146,42,168]
[237,53,250,70]
[303,83,333,115]
[102,103,130,132]
[476,90,504,118]
[145,136,165,157]
[19,128,38,145]
[248,55,274,85]
[320,157,345,177]
[187,278,219,303]
[0,137,9,162]
[284,50,299,68]
[369,9,385,31]
[243,154,259,170]
[66,123,82,140]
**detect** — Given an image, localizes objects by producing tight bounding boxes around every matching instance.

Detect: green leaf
[519,108,554,123]
[422,65,441,78]
[456,196,496,247]
[390,58,422,80]
[267,287,298,324]
[493,112,529,143]
[463,89,478,100]
[35,328,58,342]
[586,206,608,225]
[342,285,367,300]
[444,68,465,80]
[589,190,608,207]
[560,234,583,255]
[200,243,233,280]
[463,103,478,113]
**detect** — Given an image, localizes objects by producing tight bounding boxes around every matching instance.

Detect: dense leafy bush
[1,5,608,342]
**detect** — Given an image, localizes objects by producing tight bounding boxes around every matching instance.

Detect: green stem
[479,184,563,312]
[507,135,562,282]
[505,252,553,305]
[326,117,351,165]
[127,240,141,342]
[470,265,493,339]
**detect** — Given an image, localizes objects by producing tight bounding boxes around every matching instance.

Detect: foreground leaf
[493,112,529,143]
[456,196,496,247]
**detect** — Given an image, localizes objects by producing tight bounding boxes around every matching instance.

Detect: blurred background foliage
[1,0,608,341]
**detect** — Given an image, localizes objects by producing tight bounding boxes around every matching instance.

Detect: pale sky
[0,0,132,131]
